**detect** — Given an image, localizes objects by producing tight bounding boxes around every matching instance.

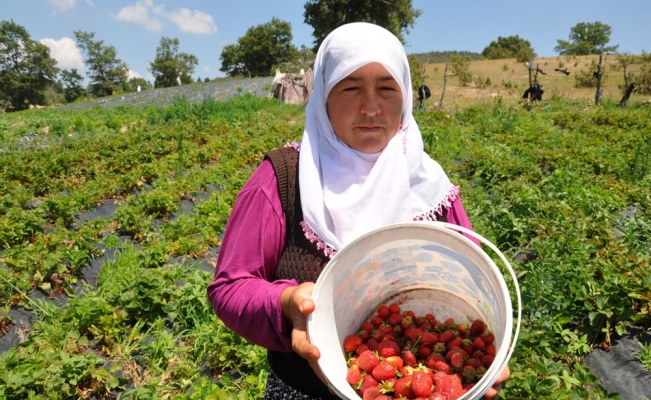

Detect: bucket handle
[427,221,522,384]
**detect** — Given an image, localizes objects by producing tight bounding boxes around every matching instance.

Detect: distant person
[207,22,510,399]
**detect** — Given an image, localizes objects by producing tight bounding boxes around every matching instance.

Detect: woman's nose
[360,90,381,116]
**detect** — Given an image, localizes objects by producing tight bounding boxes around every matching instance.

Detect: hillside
[419,54,648,108]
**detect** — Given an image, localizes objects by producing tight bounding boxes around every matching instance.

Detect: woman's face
[326,62,403,154]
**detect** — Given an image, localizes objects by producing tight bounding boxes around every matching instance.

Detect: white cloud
[127,69,142,80]
[165,8,217,34]
[46,0,76,13]
[116,0,164,33]
[40,37,84,71]
[116,1,217,35]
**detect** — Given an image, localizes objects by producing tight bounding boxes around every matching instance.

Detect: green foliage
[60,68,86,103]
[1,94,650,399]
[219,18,298,77]
[0,19,60,111]
[149,36,199,88]
[482,35,534,63]
[555,21,619,55]
[74,30,129,97]
[303,0,422,51]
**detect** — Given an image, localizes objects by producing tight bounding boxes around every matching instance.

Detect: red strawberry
[344,334,363,353]
[434,373,466,400]
[456,321,469,335]
[361,384,380,400]
[403,309,415,318]
[446,336,463,351]
[346,364,362,385]
[366,338,379,351]
[464,358,481,369]
[359,375,379,397]
[389,303,401,314]
[377,305,391,318]
[402,350,418,367]
[376,340,400,358]
[361,321,374,332]
[412,370,434,397]
[405,327,423,341]
[439,329,456,344]
[428,393,450,400]
[450,351,465,369]
[473,337,486,350]
[469,319,486,337]
[388,312,403,326]
[393,375,414,399]
[429,359,451,374]
[385,355,404,370]
[372,361,397,381]
[371,315,384,326]
[421,331,439,345]
[483,332,495,344]
[356,343,370,355]
[401,315,414,329]
[418,345,433,359]
[481,354,495,369]
[485,343,496,356]
[357,349,380,373]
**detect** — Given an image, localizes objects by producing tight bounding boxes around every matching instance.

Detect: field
[420,54,648,108]
[0,71,650,399]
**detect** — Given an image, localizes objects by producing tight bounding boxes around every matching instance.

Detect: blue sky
[3,0,649,83]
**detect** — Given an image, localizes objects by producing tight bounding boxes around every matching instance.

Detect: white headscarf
[299,22,455,253]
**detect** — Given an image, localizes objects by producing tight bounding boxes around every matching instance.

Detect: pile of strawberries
[342,302,496,399]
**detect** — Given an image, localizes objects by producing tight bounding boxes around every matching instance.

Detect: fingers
[483,365,510,399]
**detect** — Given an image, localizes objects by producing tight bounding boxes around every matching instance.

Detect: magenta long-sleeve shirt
[207,158,477,353]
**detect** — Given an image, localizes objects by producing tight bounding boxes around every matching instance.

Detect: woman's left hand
[483,365,510,398]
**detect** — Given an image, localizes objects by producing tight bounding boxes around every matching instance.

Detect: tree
[482,35,534,63]
[0,20,59,111]
[220,18,298,77]
[304,0,421,51]
[149,36,198,88]
[60,68,85,102]
[74,30,128,97]
[554,21,619,55]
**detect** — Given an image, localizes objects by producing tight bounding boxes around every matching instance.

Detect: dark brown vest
[265,147,338,399]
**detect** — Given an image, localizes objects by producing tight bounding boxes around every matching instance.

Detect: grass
[0,88,650,398]
[421,54,647,108]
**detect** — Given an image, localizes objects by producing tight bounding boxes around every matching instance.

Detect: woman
[207,22,509,399]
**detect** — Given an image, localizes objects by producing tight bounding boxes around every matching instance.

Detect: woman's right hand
[280,282,328,384]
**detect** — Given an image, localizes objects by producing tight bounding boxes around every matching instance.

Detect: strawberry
[450,351,465,369]
[469,319,486,337]
[472,336,486,350]
[357,349,380,373]
[388,312,403,326]
[344,334,363,353]
[429,359,451,374]
[421,331,439,345]
[446,336,463,351]
[346,364,362,386]
[389,303,401,314]
[433,373,466,400]
[481,354,495,369]
[428,393,450,400]
[377,305,391,318]
[418,344,433,359]
[404,309,416,318]
[393,375,414,399]
[438,329,456,344]
[412,370,434,397]
[356,343,370,355]
[372,361,397,381]
[376,340,401,358]
[401,315,414,329]
[361,321,374,332]
[482,332,495,344]
[359,374,379,397]
[371,315,384,326]
[485,343,496,356]
[385,355,404,370]
[405,326,423,341]
[464,357,481,369]
[456,321,469,335]
[366,338,379,351]
[444,317,456,325]
[402,349,418,367]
